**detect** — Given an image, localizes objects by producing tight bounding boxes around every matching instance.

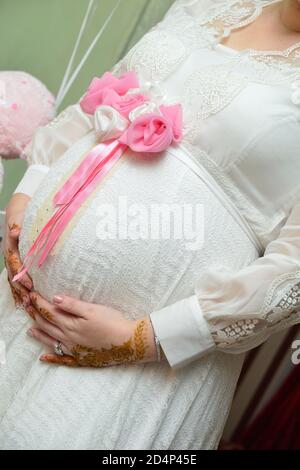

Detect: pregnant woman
[1,0,300,449]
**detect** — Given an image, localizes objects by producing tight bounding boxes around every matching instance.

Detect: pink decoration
[100,89,146,118]
[119,105,183,153]
[0,71,55,159]
[80,71,144,116]
[14,71,183,280]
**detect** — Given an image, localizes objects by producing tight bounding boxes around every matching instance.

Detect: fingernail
[53,295,63,304]
[27,329,33,337]
[40,355,47,362]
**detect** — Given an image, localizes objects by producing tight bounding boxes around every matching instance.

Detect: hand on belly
[26,291,159,368]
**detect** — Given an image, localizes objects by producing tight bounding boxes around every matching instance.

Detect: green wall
[0,0,174,269]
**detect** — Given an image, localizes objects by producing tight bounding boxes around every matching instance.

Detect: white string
[55,0,95,109]
[55,0,123,110]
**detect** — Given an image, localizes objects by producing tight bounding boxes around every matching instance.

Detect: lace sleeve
[150,201,300,368]
[195,201,300,354]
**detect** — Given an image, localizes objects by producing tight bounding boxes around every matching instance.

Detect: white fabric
[13,164,49,198]
[25,103,93,167]
[151,201,300,367]
[94,105,129,141]
[150,295,215,369]
[1,0,300,449]
[14,103,93,197]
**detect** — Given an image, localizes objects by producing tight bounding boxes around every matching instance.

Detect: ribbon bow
[13,71,183,281]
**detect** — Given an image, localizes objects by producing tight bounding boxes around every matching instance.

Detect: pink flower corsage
[80,70,183,153]
[13,71,183,281]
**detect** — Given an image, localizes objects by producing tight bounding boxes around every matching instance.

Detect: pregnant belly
[19,134,258,320]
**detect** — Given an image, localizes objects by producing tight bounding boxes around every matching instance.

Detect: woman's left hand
[27,292,158,367]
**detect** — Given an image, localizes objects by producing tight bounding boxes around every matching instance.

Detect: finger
[27,327,57,349]
[7,275,37,319]
[52,294,89,318]
[27,328,71,355]
[25,304,39,320]
[34,313,65,341]
[5,219,32,289]
[5,245,33,290]
[31,292,71,329]
[7,276,22,306]
[11,280,31,306]
[39,354,77,367]
[6,205,26,241]
[15,268,33,291]
[5,247,20,278]
[7,274,30,307]
[30,291,60,324]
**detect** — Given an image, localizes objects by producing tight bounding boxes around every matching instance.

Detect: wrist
[130,317,158,363]
[145,316,159,363]
[143,316,166,364]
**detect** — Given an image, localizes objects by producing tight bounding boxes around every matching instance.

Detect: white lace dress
[1,0,300,449]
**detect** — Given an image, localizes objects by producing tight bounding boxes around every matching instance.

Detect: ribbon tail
[54,140,120,205]
[12,205,68,282]
[14,140,128,278]
[37,143,127,268]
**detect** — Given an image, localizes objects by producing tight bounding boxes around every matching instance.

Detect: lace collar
[173,0,300,63]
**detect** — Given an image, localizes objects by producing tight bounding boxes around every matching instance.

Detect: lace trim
[170,0,300,84]
[199,0,266,38]
[211,318,261,347]
[210,270,300,349]
[262,271,300,321]
[114,0,300,89]
[181,63,249,125]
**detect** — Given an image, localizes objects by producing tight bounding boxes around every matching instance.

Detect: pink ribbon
[13,140,127,282]
[13,71,183,282]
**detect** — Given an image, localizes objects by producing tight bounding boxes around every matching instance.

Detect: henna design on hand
[40,319,149,368]
[30,293,55,322]
[8,222,21,232]
[6,275,37,319]
[6,248,22,278]
[7,275,21,306]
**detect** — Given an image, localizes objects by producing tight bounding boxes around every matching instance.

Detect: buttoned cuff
[149,294,216,369]
[13,164,49,198]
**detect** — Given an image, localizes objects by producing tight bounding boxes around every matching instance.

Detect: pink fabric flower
[80,71,142,115]
[159,104,183,143]
[100,89,146,117]
[119,104,183,153]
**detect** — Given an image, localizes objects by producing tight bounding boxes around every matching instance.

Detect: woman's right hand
[3,193,34,309]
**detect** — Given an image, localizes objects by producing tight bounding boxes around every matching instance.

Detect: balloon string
[55,0,123,110]
[55,0,95,110]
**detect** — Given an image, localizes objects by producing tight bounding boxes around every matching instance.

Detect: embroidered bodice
[16,0,300,367]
